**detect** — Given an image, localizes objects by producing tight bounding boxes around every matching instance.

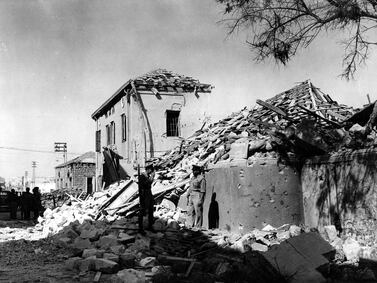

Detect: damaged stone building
[91,69,212,189]
[55,151,95,194]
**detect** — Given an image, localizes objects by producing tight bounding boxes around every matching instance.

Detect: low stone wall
[302,149,377,236]
[203,159,303,233]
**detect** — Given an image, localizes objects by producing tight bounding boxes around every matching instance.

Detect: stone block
[139,257,156,267]
[63,228,79,240]
[78,256,96,272]
[111,268,145,283]
[119,253,136,268]
[94,258,119,274]
[80,228,101,241]
[73,237,92,251]
[65,257,82,271]
[56,237,72,248]
[98,235,119,250]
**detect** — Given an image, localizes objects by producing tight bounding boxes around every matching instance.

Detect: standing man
[138,163,155,234]
[187,165,206,228]
[8,189,18,220]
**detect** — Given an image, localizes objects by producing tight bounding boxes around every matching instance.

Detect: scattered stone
[65,257,82,271]
[251,242,268,252]
[111,268,145,283]
[110,245,126,255]
[120,253,136,268]
[82,248,105,258]
[56,237,72,247]
[98,235,118,250]
[73,237,92,251]
[343,238,361,262]
[324,225,338,242]
[78,256,96,272]
[94,258,119,274]
[80,228,101,241]
[139,257,156,267]
[118,233,136,245]
[289,225,301,237]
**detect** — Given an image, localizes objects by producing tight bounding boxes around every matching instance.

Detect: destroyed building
[55,151,95,194]
[91,69,212,189]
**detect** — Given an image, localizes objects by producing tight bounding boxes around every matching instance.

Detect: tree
[216,0,377,79]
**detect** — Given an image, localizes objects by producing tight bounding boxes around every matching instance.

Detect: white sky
[0,0,377,180]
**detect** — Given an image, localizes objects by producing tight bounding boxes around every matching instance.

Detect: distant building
[91,69,212,189]
[55,151,95,194]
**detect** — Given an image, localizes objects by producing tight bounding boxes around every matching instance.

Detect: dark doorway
[87,177,93,194]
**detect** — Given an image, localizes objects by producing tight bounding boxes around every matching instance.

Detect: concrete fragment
[251,242,268,252]
[324,225,338,242]
[343,238,361,262]
[111,268,145,283]
[289,225,302,237]
[94,258,119,274]
[139,257,156,267]
[65,257,82,271]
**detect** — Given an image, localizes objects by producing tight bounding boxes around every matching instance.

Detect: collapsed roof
[91,69,213,120]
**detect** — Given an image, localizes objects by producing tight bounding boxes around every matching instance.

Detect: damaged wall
[203,159,303,233]
[302,149,377,233]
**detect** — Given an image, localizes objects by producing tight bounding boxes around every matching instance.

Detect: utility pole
[54,142,67,163]
[31,161,37,188]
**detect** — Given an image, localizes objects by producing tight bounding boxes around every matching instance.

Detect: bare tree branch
[216,0,377,79]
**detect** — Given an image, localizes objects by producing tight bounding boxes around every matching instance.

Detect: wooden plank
[158,255,197,262]
[185,262,196,278]
[297,104,341,127]
[256,99,293,121]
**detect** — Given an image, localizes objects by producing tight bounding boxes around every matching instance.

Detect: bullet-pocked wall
[302,149,377,234]
[203,159,303,233]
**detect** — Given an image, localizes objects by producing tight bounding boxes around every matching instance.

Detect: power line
[0,146,83,155]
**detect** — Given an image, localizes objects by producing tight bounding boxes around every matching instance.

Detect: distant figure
[21,187,33,220]
[187,165,206,228]
[208,192,219,229]
[8,189,18,220]
[32,187,42,221]
[138,163,155,234]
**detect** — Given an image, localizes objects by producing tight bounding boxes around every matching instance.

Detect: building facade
[55,151,96,194]
[91,69,212,189]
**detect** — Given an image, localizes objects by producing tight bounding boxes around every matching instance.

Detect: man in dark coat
[32,187,42,221]
[21,187,33,220]
[8,189,18,220]
[138,163,155,234]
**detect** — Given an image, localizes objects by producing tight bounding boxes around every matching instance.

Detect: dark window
[96,130,101,152]
[110,121,115,144]
[121,114,127,142]
[166,110,180,137]
[106,125,110,145]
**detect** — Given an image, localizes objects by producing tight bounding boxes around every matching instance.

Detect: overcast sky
[0,0,377,180]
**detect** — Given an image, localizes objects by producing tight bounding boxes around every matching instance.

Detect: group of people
[137,162,212,234]
[8,187,43,221]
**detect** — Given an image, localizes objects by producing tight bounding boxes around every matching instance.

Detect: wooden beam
[297,104,341,127]
[256,99,293,121]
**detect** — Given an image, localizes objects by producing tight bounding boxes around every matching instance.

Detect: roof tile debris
[133,68,213,93]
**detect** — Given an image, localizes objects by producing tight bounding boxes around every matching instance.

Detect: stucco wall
[203,159,303,233]
[72,163,95,190]
[95,90,210,178]
[301,149,377,233]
